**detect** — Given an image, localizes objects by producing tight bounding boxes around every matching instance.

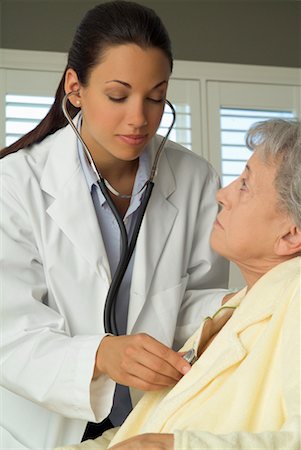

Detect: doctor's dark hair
[1,0,173,158]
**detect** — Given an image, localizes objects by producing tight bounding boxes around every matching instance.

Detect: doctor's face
[210,150,289,267]
[67,44,170,165]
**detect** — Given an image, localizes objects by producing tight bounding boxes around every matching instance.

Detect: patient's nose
[216,183,233,209]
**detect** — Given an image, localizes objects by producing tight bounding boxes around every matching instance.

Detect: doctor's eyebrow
[105,80,168,90]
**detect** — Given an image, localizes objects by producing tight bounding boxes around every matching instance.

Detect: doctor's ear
[275,225,301,256]
[64,69,82,107]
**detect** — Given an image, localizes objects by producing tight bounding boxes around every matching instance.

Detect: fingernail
[182,365,191,374]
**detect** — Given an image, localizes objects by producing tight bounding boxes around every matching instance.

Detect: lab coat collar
[145,135,176,198]
[40,115,82,196]
[39,123,178,303]
[40,121,111,282]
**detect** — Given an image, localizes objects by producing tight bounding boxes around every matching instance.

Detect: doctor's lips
[117,134,148,146]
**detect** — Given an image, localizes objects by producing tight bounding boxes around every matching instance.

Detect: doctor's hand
[93,334,191,391]
[109,433,174,450]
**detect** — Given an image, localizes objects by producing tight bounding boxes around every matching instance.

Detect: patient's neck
[236,255,291,291]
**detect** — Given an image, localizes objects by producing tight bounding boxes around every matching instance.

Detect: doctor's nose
[127,103,148,129]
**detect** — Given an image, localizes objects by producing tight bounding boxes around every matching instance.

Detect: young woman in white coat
[0,1,230,448]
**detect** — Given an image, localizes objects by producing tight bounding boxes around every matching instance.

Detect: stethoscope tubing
[102,180,154,334]
[62,93,176,335]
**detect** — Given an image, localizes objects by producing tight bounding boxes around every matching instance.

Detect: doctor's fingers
[116,333,191,381]
[95,340,179,389]
[123,356,183,389]
[94,334,191,382]
[109,364,177,391]
[125,348,187,385]
[139,333,192,377]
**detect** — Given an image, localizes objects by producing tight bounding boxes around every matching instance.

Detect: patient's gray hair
[246,118,301,228]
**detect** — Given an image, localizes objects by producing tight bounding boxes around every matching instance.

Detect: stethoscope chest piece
[182,348,197,366]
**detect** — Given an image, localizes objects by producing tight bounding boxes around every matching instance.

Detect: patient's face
[211,149,288,266]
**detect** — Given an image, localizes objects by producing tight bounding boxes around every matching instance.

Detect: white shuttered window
[220,108,295,186]
[5,95,192,151]
[5,95,54,146]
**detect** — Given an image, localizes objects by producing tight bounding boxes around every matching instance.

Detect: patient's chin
[210,231,223,255]
[210,232,232,263]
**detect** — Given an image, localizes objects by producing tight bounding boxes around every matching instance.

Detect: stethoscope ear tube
[103,180,154,334]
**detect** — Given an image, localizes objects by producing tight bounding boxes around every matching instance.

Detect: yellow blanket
[57,257,301,450]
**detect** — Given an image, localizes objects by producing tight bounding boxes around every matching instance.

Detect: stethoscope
[62,91,176,335]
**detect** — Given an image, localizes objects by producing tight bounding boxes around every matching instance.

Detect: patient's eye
[240,178,248,191]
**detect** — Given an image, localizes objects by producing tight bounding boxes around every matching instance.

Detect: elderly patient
[57,118,301,450]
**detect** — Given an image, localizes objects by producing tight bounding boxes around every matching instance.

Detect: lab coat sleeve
[174,168,229,348]
[0,178,114,421]
[174,286,301,449]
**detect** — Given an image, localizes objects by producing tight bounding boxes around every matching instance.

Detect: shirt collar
[77,116,151,211]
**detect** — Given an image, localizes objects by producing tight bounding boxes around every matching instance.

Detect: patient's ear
[276,225,301,256]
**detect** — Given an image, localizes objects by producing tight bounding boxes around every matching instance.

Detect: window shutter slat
[220,108,295,186]
[5,95,192,152]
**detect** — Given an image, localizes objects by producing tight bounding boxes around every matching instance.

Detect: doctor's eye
[107,96,127,103]
[147,97,164,104]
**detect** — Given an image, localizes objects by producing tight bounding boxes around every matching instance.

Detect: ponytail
[1,1,173,159]
[0,69,79,159]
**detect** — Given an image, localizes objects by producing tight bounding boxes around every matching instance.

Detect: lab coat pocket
[130,275,189,347]
[0,426,29,449]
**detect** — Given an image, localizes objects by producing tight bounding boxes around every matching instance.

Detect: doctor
[0,1,229,449]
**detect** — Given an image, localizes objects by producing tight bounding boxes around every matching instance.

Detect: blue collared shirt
[77,131,150,424]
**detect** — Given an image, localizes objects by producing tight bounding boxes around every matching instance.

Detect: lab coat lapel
[40,125,111,282]
[127,149,177,332]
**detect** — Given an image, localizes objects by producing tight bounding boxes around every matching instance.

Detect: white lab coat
[0,122,229,449]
